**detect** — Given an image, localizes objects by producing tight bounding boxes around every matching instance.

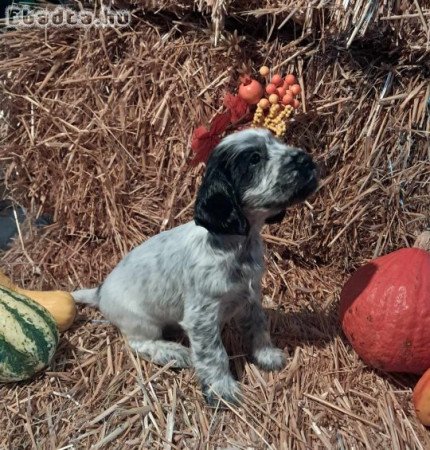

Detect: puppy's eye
[249,153,261,165]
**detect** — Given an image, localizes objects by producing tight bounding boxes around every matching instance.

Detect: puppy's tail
[72,287,100,307]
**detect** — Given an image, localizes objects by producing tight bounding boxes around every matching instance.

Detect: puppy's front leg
[238,299,286,372]
[181,299,240,406]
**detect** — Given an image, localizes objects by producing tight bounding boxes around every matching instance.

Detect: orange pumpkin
[413,368,430,426]
[339,232,430,374]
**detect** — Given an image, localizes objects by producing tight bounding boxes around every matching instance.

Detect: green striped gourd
[0,286,59,382]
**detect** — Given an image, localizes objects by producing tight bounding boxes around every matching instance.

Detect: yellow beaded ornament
[252,104,265,127]
[250,67,299,138]
[253,102,293,138]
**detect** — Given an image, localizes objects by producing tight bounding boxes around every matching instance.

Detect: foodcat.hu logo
[5,4,131,28]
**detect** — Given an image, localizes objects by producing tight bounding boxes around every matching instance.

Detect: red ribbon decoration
[190,94,249,166]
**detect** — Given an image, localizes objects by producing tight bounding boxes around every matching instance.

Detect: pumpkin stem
[413,231,430,251]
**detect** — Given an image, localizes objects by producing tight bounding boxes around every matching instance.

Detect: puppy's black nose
[294,151,315,171]
[293,152,319,195]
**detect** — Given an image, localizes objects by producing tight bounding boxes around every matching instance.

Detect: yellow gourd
[0,270,76,332]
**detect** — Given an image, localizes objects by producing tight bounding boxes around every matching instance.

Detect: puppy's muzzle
[281,151,318,204]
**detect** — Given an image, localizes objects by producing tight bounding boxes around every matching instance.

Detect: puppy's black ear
[194,167,249,236]
[265,209,286,224]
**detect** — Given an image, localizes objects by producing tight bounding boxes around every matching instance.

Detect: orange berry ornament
[282,94,293,105]
[277,87,286,98]
[258,98,270,109]
[284,74,296,86]
[259,66,270,77]
[290,84,301,95]
[271,74,283,86]
[265,83,277,95]
[268,94,279,104]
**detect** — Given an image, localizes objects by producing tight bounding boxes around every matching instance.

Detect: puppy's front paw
[202,377,242,407]
[252,346,286,372]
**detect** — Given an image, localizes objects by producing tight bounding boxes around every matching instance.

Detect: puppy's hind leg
[127,321,191,369]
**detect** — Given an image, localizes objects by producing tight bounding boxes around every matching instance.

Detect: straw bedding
[0,1,429,448]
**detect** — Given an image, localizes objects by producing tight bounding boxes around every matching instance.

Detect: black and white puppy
[73,128,318,405]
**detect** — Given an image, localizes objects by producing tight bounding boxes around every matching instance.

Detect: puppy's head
[194,128,318,235]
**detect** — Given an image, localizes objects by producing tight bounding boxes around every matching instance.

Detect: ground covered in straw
[1,1,429,449]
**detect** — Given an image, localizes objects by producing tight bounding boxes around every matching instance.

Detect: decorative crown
[190,67,302,166]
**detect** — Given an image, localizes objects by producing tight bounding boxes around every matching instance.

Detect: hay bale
[0,6,429,449]
[140,1,429,53]
[1,16,428,285]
